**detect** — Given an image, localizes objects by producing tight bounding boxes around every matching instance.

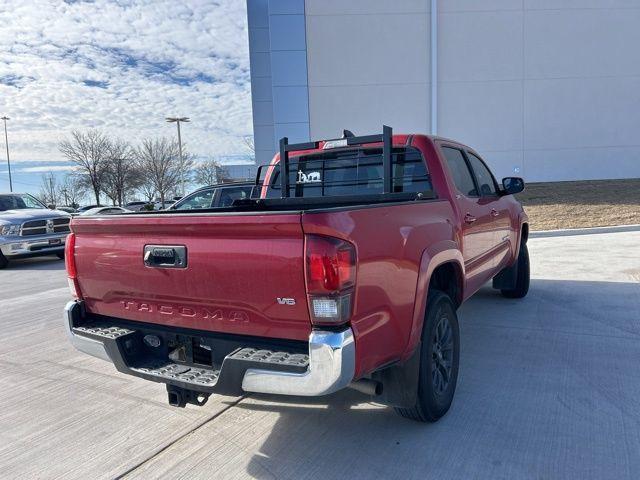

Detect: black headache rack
[280,125,397,197]
[239,125,436,210]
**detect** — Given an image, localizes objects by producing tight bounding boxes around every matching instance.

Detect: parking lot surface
[1,230,639,479]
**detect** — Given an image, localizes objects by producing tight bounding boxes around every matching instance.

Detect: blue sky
[0,0,253,196]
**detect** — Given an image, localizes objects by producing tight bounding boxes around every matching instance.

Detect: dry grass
[516,179,640,231]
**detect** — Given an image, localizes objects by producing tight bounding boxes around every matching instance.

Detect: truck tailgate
[71,213,310,341]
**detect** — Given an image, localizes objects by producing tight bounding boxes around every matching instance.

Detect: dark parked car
[56,206,78,215]
[77,205,99,213]
[79,206,132,216]
[124,201,151,212]
[169,182,253,210]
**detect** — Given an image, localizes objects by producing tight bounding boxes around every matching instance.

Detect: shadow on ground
[236,279,640,480]
[4,255,66,271]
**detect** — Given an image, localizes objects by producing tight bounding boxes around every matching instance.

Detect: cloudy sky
[0,0,253,194]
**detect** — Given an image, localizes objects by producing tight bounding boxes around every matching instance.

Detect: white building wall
[305,1,432,140]
[300,0,640,182]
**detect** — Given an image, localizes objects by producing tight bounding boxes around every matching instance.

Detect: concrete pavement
[0,230,638,479]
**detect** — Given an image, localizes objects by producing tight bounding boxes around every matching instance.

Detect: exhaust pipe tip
[349,379,383,396]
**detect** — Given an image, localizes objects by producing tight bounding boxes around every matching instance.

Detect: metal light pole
[166,116,190,196]
[1,116,12,192]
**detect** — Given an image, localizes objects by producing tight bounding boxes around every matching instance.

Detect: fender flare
[401,241,464,361]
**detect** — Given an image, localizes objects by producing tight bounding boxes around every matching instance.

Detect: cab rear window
[267,147,431,198]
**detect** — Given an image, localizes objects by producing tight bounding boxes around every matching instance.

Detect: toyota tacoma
[63,127,529,422]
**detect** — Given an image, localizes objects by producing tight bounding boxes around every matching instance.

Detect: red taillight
[305,235,356,325]
[306,235,355,294]
[65,233,76,277]
[65,233,81,298]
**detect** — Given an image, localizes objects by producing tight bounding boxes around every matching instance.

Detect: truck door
[464,151,512,270]
[440,146,496,284]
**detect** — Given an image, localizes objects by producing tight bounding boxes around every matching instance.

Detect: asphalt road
[1,230,639,479]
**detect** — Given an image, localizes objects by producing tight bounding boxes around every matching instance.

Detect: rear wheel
[0,253,7,269]
[501,242,530,298]
[395,290,460,422]
[56,252,65,260]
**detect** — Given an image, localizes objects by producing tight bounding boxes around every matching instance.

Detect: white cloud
[0,0,253,165]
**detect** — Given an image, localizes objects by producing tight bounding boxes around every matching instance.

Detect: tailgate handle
[143,245,187,269]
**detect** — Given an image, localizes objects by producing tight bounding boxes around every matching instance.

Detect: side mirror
[47,204,56,210]
[501,177,525,195]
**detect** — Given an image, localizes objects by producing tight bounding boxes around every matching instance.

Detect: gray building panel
[309,83,430,140]
[274,122,311,145]
[305,12,430,87]
[247,0,276,167]
[439,80,523,153]
[439,10,523,82]
[305,0,429,15]
[272,86,309,124]
[270,51,308,86]
[247,0,310,163]
[440,0,522,12]
[251,100,274,127]
[268,14,307,51]
[524,8,640,78]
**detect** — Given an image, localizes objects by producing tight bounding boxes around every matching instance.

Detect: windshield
[0,193,46,211]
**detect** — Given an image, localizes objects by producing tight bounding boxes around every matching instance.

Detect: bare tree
[241,135,256,164]
[102,139,140,206]
[38,172,59,206]
[193,158,229,186]
[242,135,255,154]
[135,137,191,204]
[58,174,87,207]
[137,182,156,203]
[59,130,110,205]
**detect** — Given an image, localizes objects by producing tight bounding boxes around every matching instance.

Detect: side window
[441,147,477,197]
[466,153,497,196]
[173,188,215,210]
[218,186,251,207]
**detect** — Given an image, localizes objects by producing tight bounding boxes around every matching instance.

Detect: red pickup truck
[63,126,529,422]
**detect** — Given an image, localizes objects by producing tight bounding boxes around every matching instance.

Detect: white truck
[0,193,71,268]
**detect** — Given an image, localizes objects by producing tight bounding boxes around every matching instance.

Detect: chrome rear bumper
[242,329,355,396]
[64,300,355,397]
[64,302,111,362]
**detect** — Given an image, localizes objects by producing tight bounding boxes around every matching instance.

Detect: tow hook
[166,385,210,408]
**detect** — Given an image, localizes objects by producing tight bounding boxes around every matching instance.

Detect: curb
[530,224,640,238]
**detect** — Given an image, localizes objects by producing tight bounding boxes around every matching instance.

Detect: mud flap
[492,259,518,290]
[372,342,421,408]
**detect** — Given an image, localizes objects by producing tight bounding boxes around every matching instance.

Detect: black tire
[395,290,460,422]
[501,242,530,299]
[56,251,65,260]
[0,253,7,269]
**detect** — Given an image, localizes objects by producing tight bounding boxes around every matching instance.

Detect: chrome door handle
[143,245,187,268]
[464,213,477,224]
[491,209,499,217]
